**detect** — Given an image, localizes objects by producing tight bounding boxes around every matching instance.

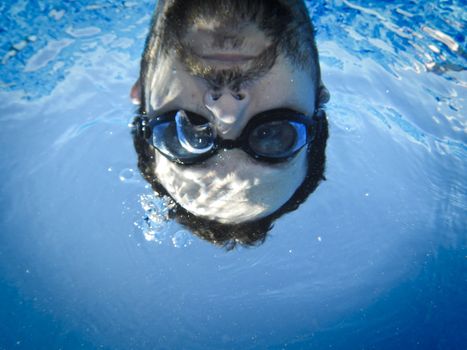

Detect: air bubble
[171,230,193,248]
[119,168,139,183]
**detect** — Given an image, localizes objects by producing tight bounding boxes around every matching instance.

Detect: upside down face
[132,0,328,223]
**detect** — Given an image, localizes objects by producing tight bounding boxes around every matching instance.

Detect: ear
[318,80,330,106]
[130,78,142,105]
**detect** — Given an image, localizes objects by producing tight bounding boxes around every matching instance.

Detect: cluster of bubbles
[137,193,193,248]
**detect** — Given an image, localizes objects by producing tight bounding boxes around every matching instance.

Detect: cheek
[247,55,317,116]
[148,57,204,112]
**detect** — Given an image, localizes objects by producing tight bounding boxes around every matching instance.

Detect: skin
[131,0,328,224]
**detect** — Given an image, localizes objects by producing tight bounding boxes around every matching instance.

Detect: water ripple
[0,0,153,98]
[310,0,466,84]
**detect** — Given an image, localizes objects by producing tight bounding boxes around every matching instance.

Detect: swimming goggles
[139,108,320,165]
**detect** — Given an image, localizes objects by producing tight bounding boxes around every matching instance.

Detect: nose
[204,89,250,139]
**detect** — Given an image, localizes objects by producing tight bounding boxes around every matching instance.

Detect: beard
[141,0,320,95]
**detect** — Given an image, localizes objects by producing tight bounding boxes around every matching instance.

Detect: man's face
[135,0,323,223]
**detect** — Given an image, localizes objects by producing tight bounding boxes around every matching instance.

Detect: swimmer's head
[132,0,329,227]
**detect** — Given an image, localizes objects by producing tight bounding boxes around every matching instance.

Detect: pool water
[0,0,466,349]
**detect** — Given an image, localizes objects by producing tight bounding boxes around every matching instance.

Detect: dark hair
[132,110,328,250]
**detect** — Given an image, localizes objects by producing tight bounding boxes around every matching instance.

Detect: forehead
[153,146,309,223]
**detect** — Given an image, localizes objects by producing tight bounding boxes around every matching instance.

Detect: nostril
[211,91,222,101]
[232,92,245,101]
[205,90,249,107]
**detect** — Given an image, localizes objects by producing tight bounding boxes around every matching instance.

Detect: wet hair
[132,110,328,250]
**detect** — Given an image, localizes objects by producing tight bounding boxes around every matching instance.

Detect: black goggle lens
[175,110,215,154]
[146,109,314,164]
[248,120,306,159]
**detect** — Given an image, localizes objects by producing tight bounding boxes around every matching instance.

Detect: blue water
[0,0,466,349]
